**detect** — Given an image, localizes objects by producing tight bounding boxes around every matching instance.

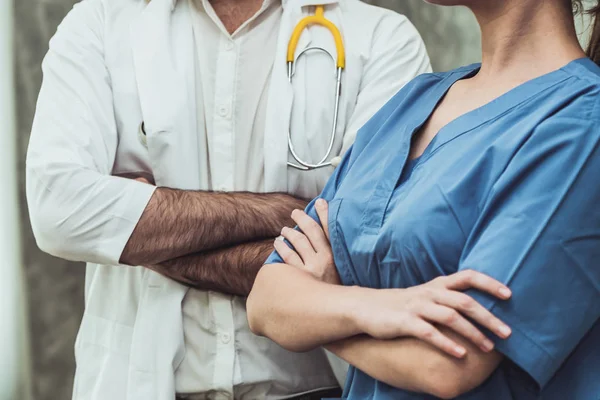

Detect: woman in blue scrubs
[248,0,600,398]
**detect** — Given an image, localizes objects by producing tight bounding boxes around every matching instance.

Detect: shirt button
[225,41,235,51]
[221,333,231,344]
[218,105,230,118]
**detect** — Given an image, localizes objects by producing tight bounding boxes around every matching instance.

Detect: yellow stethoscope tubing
[286,5,345,69]
[286,5,345,171]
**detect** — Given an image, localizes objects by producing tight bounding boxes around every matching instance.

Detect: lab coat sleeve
[457,117,600,390]
[26,0,156,265]
[340,13,431,154]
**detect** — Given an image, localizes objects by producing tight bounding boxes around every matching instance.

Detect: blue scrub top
[266,58,600,399]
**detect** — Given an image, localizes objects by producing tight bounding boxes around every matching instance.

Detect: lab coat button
[221,333,231,344]
[218,106,230,118]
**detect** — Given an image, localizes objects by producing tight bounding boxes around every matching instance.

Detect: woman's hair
[574,0,600,64]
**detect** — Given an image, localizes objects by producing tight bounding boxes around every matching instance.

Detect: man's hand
[134,177,152,184]
[276,199,341,285]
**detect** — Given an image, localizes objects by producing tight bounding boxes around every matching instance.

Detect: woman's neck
[470,0,585,83]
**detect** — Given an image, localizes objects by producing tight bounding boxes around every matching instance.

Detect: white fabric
[177,0,339,396]
[25,0,432,398]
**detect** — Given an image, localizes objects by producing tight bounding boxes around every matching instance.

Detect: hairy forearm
[247,263,363,351]
[326,330,502,399]
[148,239,275,296]
[120,188,307,266]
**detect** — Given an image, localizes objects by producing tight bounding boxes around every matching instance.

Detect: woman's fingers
[274,238,304,268]
[315,199,330,241]
[420,303,494,353]
[443,270,512,300]
[436,291,511,340]
[291,209,329,252]
[408,319,466,359]
[281,226,315,261]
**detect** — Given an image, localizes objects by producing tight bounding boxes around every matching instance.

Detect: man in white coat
[26,0,431,399]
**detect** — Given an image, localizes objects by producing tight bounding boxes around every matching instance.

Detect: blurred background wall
[10,1,591,399]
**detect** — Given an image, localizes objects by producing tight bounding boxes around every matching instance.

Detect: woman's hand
[352,271,512,358]
[275,199,341,285]
[276,199,513,358]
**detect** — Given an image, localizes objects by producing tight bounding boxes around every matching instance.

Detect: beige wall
[12,1,501,399]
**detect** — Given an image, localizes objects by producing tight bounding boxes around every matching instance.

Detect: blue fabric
[265,58,600,399]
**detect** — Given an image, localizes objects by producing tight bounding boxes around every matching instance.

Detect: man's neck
[209,0,265,34]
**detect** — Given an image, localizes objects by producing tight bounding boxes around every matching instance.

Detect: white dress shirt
[176,0,339,397]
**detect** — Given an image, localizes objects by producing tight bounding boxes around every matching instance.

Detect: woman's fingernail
[482,339,494,352]
[455,346,467,357]
[498,287,511,298]
[281,227,288,234]
[498,325,512,338]
[316,199,326,208]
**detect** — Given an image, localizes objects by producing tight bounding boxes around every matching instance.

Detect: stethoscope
[286,5,345,171]
[138,5,345,170]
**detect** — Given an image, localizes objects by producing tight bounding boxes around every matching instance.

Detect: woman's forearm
[326,329,503,399]
[247,262,365,352]
[327,336,429,394]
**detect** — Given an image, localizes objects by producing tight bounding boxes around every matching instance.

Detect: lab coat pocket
[72,314,133,400]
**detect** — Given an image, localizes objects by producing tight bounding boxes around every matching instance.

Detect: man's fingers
[135,177,151,184]
[444,270,512,300]
[274,238,304,268]
[281,227,316,260]
[409,319,467,359]
[291,209,329,252]
[435,291,511,340]
[315,199,330,241]
[420,303,495,353]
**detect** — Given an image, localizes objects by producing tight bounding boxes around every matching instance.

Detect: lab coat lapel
[129,2,193,399]
[131,0,200,189]
[264,0,306,192]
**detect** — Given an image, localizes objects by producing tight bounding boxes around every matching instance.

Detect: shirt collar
[155,0,339,11]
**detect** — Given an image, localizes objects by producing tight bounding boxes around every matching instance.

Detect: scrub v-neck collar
[412,59,582,164]
[358,58,586,236]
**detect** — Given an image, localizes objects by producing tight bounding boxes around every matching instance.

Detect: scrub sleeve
[458,117,600,390]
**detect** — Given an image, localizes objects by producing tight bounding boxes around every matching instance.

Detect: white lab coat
[26,0,431,399]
